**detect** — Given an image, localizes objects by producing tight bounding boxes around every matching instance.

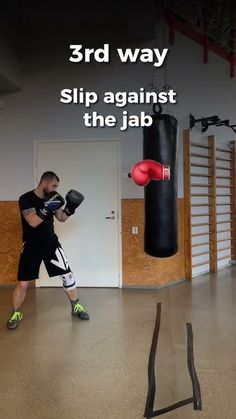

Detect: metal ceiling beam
[164,5,236,77]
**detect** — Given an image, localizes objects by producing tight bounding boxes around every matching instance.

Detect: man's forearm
[56,208,69,222]
[22,209,44,228]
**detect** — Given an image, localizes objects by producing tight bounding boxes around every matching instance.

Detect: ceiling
[2,0,235,49]
[166,0,236,54]
[1,0,157,43]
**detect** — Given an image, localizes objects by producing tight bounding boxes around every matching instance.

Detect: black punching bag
[143,107,178,257]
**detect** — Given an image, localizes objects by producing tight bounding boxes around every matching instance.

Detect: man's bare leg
[66,288,78,302]
[12,281,30,310]
[6,281,30,330]
[59,272,89,319]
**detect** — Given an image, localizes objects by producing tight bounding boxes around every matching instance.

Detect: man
[6,171,89,330]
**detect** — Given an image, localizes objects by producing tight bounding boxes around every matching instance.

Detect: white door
[34,140,121,287]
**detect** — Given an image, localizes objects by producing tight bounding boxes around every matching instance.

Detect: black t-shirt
[19,190,55,241]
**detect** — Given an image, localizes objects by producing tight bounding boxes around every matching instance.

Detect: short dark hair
[40,171,60,183]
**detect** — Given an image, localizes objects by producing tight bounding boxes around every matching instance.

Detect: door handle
[106,210,116,220]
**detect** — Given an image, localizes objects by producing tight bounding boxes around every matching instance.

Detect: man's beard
[43,187,52,198]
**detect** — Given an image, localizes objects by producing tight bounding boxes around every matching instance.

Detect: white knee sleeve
[60,272,76,291]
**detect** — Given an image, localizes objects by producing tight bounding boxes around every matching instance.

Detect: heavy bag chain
[150,0,173,114]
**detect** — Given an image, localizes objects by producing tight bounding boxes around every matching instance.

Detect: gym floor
[1,266,236,419]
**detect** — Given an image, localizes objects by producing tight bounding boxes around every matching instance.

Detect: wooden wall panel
[208,136,217,272]
[230,141,236,260]
[0,202,22,284]
[122,198,185,286]
[183,130,192,279]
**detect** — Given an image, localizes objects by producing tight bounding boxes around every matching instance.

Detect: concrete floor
[1,267,236,419]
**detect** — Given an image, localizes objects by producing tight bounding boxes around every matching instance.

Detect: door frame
[33,139,122,288]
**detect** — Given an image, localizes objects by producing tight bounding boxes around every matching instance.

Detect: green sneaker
[72,301,90,320]
[6,311,23,330]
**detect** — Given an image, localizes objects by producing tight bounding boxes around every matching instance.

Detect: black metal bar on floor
[143,303,202,418]
[150,398,194,417]
[143,303,161,418]
[186,323,202,411]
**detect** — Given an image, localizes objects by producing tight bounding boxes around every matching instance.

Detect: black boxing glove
[37,192,65,220]
[63,190,85,216]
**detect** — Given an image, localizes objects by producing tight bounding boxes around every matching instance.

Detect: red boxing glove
[129,159,170,186]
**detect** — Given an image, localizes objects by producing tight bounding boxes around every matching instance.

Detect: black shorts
[17,234,71,281]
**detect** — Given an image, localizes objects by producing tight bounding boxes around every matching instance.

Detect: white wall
[1,30,235,202]
[1,28,235,277]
